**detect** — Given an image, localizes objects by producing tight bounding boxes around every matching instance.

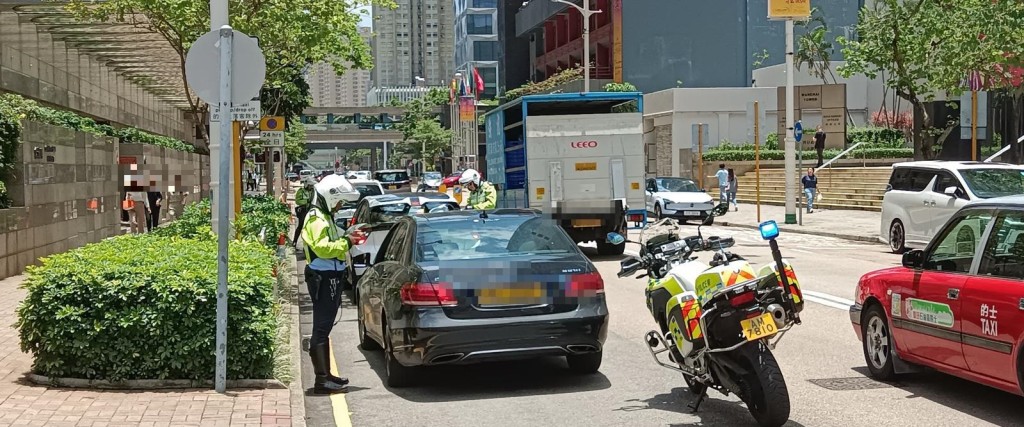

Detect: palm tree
[795,8,838,85]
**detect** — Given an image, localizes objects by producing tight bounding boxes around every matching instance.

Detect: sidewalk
[0,277,293,426]
[714,203,882,244]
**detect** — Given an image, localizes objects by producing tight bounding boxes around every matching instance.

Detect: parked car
[299,169,314,181]
[442,171,464,188]
[374,169,412,193]
[851,195,1024,397]
[334,179,386,231]
[346,170,372,181]
[644,177,716,223]
[345,192,460,286]
[355,209,609,387]
[881,161,1024,253]
[286,172,299,182]
[417,171,443,192]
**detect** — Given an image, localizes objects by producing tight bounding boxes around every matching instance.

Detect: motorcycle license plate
[741,313,778,341]
[684,211,700,216]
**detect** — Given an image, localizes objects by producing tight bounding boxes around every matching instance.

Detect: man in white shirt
[125,190,150,234]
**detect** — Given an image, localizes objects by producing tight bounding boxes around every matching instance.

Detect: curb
[26,375,286,390]
[718,220,884,244]
[286,248,308,427]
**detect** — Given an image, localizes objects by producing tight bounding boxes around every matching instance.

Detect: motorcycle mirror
[759,220,780,240]
[711,202,729,217]
[606,232,626,245]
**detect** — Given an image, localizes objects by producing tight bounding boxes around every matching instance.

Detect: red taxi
[850,196,1024,396]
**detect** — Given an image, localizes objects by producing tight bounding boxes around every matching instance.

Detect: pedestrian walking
[802,167,818,213]
[292,177,317,248]
[300,174,361,394]
[147,191,163,231]
[125,190,150,234]
[711,164,729,205]
[727,168,738,211]
[814,125,826,168]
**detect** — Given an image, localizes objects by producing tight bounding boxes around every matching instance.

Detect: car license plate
[741,313,778,342]
[389,185,397,190]
[478,285,543,305]
[571,219,602,228]
[684,211,700,216]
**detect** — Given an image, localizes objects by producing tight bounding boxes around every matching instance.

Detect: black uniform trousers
[305,265,346,348]
[292,205,310,245]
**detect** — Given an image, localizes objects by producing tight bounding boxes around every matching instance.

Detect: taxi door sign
[575,162,597,171]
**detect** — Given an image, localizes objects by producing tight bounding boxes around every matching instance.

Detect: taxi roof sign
[260,116,285,131]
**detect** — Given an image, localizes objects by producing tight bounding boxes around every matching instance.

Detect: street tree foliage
[839,0,1024,160]
[62,0,392,151]
[795,7,838,85]
[284,118,310,163]
[393,88,452,170]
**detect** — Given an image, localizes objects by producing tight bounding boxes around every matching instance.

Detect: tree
[838,0,962,160]
[795,8,838,85]
[63,0,392,151]
[393,88,451,170]
[283,118,310,163]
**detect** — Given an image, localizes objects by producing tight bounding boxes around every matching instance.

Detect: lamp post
[551,0,601,93]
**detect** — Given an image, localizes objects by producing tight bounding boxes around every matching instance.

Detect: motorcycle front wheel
[737,342,791,427]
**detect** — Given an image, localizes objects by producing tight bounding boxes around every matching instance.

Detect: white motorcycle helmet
[314,174,360,211]
[458,169,481,187]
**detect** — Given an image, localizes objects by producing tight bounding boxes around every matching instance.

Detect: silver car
[345,192,460,286]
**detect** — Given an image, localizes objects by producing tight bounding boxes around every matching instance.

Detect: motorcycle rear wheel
[737,342,790,427]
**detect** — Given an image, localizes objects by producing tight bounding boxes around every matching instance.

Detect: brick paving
[0,275,294,427]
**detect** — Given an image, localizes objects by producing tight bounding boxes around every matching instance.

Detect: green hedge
[16,234,278,381]
[152,195,291,249]
[703,147,913,162]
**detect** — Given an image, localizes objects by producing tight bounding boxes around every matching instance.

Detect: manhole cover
[807,377,894,391]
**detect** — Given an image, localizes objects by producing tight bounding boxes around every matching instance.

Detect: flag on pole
[473,67,485,97]
[965,70,985,91]
[449,79,457,103]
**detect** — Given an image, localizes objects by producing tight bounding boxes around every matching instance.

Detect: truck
[483,92,647,256]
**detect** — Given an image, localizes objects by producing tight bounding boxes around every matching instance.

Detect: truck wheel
[597,239,626,256]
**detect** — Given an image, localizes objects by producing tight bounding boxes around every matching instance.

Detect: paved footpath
[711,202,882,244]
[0,276,294,427]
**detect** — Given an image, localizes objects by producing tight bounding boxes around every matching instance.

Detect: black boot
[310,342,349,394]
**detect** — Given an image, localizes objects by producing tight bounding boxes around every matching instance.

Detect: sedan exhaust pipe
[566,345,599,354]
[430,353,465,364]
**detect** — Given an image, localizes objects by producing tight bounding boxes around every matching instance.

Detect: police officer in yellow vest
[459,169,496,210]
[301,174,360,394]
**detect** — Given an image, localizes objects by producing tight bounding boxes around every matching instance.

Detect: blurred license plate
[478,285,544,305]
[571,219,602,228]
[741,313,778,341]
[389,185,397,189]
[684,211,700,216]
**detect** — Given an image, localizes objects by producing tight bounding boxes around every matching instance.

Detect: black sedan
[355,210,609,387]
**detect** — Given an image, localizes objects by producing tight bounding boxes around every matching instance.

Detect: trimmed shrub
[703,147,913,162]
[16,234,278,381]
[153,195,291,249]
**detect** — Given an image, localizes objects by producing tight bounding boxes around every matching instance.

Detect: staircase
[732,167,892,212]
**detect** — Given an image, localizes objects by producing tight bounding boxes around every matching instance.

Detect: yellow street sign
[260,116,286,131]
[768,0,810,20]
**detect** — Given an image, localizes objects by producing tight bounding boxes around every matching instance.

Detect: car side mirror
[944,186,958,197]
[902,249,924,269]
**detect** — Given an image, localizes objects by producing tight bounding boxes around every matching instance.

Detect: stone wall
[0,10,193,141]
[1,121,120,279]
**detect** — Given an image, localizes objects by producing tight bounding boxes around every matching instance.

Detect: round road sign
[185,27,267,105]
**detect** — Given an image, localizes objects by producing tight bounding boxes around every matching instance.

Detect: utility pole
[784,18,797,225]
[551,0,602,93]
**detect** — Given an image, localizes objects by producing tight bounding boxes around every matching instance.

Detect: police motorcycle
[608,203,804,427]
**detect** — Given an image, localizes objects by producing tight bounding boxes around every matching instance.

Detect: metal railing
[817,141,866,190]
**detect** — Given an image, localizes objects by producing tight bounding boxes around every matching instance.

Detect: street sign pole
[754,101,761,223]
[784,18,797,225]
[214,24,233,394]
[972,90,978,161]
[796,120,803,225]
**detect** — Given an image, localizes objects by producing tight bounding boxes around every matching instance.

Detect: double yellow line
[326,338,353,427]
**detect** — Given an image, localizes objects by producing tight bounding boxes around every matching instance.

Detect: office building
[372,0,455,87]
[366,85,445,106]
[455,0,499,99]
[498,0,531,94]
[512,0,863,92]
[305,27,373,107]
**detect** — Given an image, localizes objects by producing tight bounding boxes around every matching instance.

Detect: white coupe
[645,177,717,224]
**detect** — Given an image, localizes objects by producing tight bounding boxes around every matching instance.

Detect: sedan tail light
[348,226,370,246]
[567,272,604,297]
[400,282,458,306]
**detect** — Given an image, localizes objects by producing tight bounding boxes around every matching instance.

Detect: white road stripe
[802,294,853,311]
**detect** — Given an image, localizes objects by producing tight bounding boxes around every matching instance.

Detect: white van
[881,161,1024,253]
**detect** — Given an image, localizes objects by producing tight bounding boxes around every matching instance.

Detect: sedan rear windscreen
[374,172,409,182]
[416,216,579,261]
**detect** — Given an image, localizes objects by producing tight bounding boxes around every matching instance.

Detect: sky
[357,6,372,29]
